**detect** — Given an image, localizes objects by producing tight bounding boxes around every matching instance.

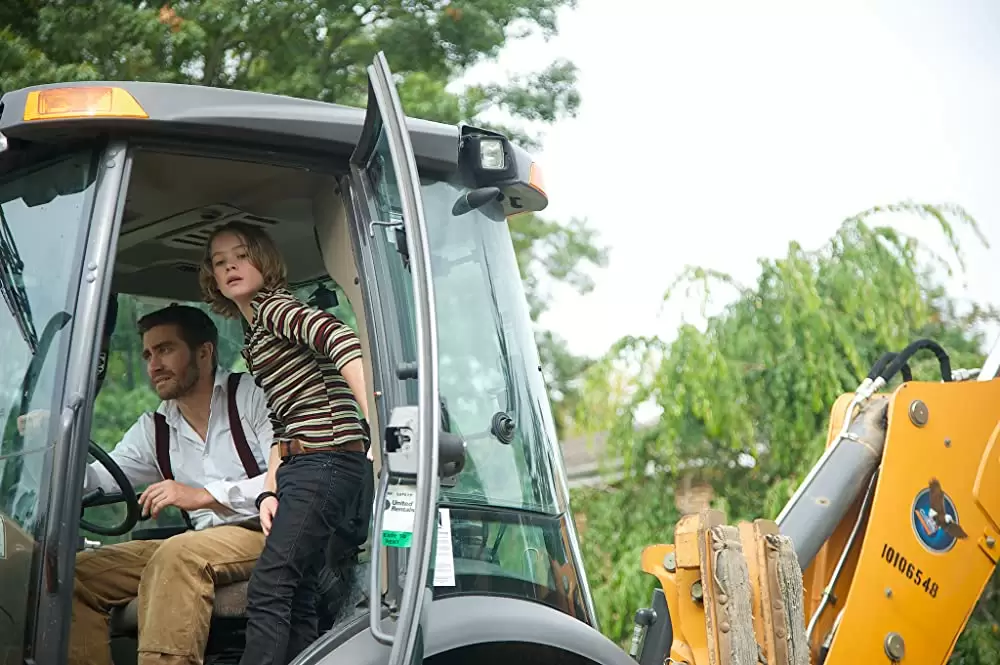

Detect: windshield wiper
[0,205,38,353]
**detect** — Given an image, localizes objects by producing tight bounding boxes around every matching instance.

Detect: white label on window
[433,508,455,587]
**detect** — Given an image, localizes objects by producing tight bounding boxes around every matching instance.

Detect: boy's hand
[259,496,278,536]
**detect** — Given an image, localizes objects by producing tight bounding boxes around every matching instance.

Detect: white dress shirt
[84,369,273,530]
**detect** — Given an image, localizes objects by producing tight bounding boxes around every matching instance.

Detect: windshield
[0,149,98,659]
[0,208,38,353]
[423,178,562,514]
[367,165,563,514]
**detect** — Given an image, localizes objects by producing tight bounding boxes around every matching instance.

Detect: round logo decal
[912,479,965,554]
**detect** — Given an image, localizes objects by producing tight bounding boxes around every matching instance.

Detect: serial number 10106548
[881,543,939,598]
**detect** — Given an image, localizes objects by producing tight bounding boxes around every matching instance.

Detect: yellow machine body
[638,377,1000,664]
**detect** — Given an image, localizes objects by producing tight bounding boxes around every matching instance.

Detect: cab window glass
[0,149,98,659]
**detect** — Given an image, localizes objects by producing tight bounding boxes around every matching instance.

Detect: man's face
[141,324,200,400]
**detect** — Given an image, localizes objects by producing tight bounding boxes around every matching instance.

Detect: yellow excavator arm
[628,338,1000,664]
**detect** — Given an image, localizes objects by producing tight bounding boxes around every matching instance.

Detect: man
[68,303,274,665]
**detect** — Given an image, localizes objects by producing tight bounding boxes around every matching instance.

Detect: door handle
[43,394,83,593]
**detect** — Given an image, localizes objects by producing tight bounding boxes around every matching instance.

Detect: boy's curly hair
[199,221,288,319]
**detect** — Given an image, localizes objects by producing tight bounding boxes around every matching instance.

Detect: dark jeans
[240,449,368,665]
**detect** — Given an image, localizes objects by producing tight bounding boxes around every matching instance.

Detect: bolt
[691,580,703,601]
[718,593,728,605]
[664,552,676,572]
[720,621,730,633]
[909,400,929,427]
[884,632,905,661]
[988,537,996,549]
[885,588,893,598]
[944,438,951,447]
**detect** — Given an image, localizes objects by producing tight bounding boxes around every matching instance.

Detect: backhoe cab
[630,339,1000,665]
[0,53,630,665]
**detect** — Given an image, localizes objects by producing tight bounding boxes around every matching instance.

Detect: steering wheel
[80,440,141,537]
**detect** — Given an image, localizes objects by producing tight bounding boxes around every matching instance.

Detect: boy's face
[210,231,265,305]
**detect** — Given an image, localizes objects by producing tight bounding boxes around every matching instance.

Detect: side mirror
[451,186,501,217]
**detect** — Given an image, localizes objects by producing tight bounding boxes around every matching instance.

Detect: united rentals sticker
[382,484,416,548]
[912,478,966,554]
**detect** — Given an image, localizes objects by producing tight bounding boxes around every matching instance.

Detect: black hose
[881,339,952,383]
[868,352,913,383]
[868,352,896,380]
[900,363,913,382]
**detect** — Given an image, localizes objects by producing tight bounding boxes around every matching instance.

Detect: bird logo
[912,478,965,553]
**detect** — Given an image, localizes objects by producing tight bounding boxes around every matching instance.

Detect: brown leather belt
[278,438,366,458]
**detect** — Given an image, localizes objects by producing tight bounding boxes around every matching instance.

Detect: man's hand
[259,496,278,536]
[17,409,51,436]
[139,480,216,518]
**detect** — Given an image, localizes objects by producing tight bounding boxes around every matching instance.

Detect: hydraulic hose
[881,338,951,383]
[868,352,912,383]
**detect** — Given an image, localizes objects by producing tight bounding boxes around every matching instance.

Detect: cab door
[350,52,441,665]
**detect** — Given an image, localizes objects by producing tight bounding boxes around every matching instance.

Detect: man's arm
[85,415,164,494]
[201,376,274,515]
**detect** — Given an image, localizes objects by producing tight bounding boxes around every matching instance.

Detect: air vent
[158,207,281,251]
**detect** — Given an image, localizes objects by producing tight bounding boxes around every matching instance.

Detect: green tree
[571,201,1000,658]
[0,0,607,434]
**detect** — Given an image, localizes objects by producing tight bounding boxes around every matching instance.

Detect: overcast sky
[462,0,1000,363]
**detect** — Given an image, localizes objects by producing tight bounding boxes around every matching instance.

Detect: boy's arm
[255,292,369,415]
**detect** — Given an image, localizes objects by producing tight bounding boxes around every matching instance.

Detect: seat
[109,580,250,635]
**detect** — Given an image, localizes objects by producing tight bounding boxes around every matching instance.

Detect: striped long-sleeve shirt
[241,288,367,450]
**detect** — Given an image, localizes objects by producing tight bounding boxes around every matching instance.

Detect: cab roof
[0,80,463,169]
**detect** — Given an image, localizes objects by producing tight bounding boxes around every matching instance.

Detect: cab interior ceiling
[112,150,336,303]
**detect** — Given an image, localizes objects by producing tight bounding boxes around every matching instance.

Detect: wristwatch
[255,491,278,510]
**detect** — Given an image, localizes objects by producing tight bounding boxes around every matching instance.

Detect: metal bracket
[383,406,420,481]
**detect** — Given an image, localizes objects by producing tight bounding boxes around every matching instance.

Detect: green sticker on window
[382,531,413,548]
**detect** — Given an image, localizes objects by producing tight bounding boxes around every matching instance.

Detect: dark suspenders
[152,372,263,527]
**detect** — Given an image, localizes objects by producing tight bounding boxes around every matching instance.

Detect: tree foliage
[571,202,1000,658]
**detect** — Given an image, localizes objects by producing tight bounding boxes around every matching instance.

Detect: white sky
[462,0,1000,361]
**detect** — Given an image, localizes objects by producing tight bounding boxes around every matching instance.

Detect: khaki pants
[69,525,265,665]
